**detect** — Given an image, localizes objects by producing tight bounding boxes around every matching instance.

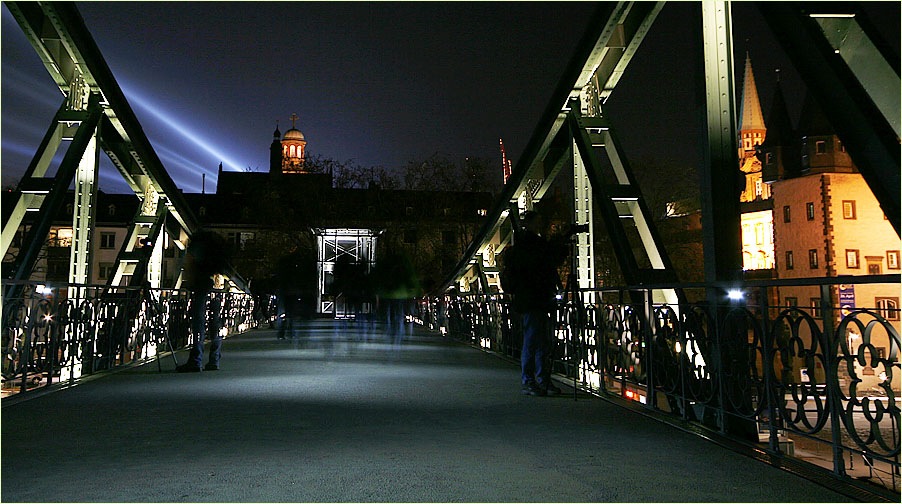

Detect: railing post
[644,289,655,410]
[759,286,780,454]
[820,283,846,476]
[714,295,727,434]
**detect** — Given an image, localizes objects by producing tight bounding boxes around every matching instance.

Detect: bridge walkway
[1,320,847,502]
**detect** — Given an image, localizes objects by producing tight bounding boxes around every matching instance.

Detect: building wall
[772,172,900,392]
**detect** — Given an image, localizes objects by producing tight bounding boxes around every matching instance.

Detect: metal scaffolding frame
[440,0,899,297]
[1,2,247,293]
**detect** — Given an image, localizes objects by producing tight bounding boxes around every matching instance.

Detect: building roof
[739,53,766,132]
[283,128,305,142]
[798,92,835,137]
[760,77,795,148]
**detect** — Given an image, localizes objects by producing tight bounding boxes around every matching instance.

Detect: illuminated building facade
[737,54,775,273]
[760,91,900,392]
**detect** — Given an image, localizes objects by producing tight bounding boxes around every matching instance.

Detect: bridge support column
[68,119,100,285]
[572,138,596,305]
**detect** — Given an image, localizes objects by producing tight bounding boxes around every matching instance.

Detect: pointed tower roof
[798,91,834,136]
[761,71,795,148]
[739,52,766,132]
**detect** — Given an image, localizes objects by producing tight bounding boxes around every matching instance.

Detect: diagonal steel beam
[5,104,103,284]
[442,2,665,293]
[756,2,900,235]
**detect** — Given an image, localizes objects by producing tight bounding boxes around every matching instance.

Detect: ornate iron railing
[419,275,901,494]
[1,281,275,396]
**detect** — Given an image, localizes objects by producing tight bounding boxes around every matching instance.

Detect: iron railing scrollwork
[420,276,900,493]
[1,281,277,396]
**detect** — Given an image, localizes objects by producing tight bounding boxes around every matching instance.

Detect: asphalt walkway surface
[2,320,847,502]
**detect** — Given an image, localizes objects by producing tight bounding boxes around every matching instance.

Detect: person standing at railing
[176,230,229,373]
[501,210,569,397]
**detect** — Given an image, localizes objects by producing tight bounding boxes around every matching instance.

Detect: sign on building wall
[838,284,855,316]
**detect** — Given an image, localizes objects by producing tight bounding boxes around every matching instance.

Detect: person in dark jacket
[502,211,568,396]
[176,230,229,372]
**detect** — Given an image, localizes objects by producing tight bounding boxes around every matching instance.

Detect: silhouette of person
[177,230,228,372]
[501,210,568,396]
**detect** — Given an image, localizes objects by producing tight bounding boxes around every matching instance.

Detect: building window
[876,297,900,321]
[100,232,116,250]
[785,251,794,270]
[766,152,773,164]
[443,208,451,216]
[845,249,859,269]
[887,250,900,270]
[367,205,375,214]
[406,207,414,216]
[477,209,488,216]
[838,141,845,152]
[810,298,822,319]
[66,203,73,215]
[404,230,417,244]
[108,204,116,216]
[815,140,826,154]
[809,249,818,269]
[783,205,791,223]
[98,262,114,280]
[784,297,798,308]
[755,179,762,196]
[199,206,206,217]
[841,200,856,219]
[867,258,882,275]
[806,202,815,221]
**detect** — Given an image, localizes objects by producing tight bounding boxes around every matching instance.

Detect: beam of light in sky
[0,141,43,158]
[0,66,63,108]
[119,82,248,174]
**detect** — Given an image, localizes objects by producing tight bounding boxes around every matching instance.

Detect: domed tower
[281,113,307,173]
[269,120,283,176]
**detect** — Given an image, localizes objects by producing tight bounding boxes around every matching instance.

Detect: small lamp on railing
[727,289,744,303]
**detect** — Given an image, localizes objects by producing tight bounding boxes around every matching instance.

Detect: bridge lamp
[36,284,53,295]
[727,289,744,301]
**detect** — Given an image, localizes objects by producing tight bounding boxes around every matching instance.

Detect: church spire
[738,52,766,156]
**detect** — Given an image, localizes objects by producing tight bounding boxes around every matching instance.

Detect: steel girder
[442,2,671,296]
[756,2,900,236]
[3,2,248,291]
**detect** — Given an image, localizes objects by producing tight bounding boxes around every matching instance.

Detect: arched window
[283,145,288,155]
[289,145,296,157]
[199,206,206,217]
[108,204,116,216]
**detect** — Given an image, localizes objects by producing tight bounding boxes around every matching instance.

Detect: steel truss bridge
[1,1,900,499]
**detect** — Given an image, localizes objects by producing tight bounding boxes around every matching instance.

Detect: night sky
[2,2,899,195]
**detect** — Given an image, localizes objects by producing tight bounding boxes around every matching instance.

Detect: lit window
[289,145,296,157]
[842,200,856,219]
[477,209,488,216]
[876,297,900,321]
[838,141,845,152]
[56,228,73,247]
[766,152,773,164]
[809,249,819,269]
[785,251,794,270]
[806,202,815,221]
[755,180,762,196]
[815,140,826,154]
[783,206,791,223]
[845,249,859,269]
[784,297,798,308]
[887,250,900,270]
